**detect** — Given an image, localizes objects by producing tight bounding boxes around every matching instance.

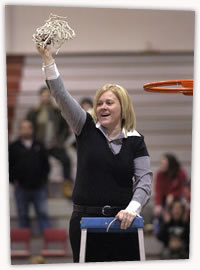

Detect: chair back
[41,228,68,257]
[11,228,31,243]
[10,228,31,258]
[43,228,67,242]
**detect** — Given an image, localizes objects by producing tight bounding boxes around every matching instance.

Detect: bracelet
[42,59,55,68]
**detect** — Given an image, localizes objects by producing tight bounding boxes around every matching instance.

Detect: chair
[10,228,31,258]
[41,228,67,257]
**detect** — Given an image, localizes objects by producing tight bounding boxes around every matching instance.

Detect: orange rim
[143,80,193,96]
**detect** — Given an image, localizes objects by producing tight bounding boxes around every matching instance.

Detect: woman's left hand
[115,210,137,230]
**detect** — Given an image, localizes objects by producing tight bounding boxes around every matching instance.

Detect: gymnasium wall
[5,6,195,54]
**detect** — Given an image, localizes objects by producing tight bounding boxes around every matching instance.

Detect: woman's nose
[101,103,107,110]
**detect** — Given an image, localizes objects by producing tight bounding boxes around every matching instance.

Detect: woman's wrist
[42,58,55,68]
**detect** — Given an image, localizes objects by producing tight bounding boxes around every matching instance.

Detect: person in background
[26,86,72,199]
[156,198,190,259]
[182,179,191,216]
[68,97,94,150]
[80,97,93,113]
[9,120,50,233]
[153,153,188,221]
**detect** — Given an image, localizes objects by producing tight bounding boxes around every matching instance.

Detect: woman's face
[160,157,169,172]
[171,201,183,220]
[96,90,121,131]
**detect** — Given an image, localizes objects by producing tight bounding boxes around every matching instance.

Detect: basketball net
[32,13,75,54]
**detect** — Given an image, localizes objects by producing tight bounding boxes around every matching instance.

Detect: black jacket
[8,139,50,190]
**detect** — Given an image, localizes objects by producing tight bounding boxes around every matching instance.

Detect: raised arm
[36,45,87,135]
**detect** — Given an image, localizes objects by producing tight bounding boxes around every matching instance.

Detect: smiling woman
[36,43,152,263]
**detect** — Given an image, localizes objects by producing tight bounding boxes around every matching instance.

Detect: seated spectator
[182,179,191,215]
[153,153,188,221]
[156,198,190,260]
[9,120,50,234]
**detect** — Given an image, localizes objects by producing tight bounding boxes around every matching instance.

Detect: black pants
[69,211,140,263]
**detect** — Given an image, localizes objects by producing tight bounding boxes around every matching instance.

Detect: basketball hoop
[143,80,193,96]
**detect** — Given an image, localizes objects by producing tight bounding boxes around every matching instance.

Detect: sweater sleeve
[126,156,153,214]
[43,63,87,135]
[126,135,152,214]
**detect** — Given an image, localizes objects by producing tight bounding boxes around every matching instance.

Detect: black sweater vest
[72,113,148,207]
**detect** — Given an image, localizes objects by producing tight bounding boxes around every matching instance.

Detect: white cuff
[42,62,60,80]
[125,200,142,216]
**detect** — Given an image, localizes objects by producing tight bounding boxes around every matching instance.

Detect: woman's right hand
[36,44,54,66]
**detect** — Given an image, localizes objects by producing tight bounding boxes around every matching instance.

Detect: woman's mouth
[101,113,110,117]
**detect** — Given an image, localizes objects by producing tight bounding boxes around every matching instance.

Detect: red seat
[10,228,31,258]
[41,228,67,257]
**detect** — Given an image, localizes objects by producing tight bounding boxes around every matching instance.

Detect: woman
[153,153,188,218]
[36,45,152,262]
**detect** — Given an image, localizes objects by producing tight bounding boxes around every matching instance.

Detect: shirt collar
[95,122,141,140]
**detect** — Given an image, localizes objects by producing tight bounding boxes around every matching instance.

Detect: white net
[32,13,75,54]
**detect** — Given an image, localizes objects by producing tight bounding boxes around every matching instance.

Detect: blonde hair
[91,84,136,136]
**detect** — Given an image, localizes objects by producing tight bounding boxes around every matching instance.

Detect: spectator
[26,86,72,199]
[182,179,191,215]
[9,120,50,233]
[80,97,93,112]
[156,198,190,259]
[153,153,188,218]
[68,97,94,150]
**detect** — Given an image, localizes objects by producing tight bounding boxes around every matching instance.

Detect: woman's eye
[107,101,113,105]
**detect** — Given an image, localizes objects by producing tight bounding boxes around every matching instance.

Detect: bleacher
[8,53,193,263]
